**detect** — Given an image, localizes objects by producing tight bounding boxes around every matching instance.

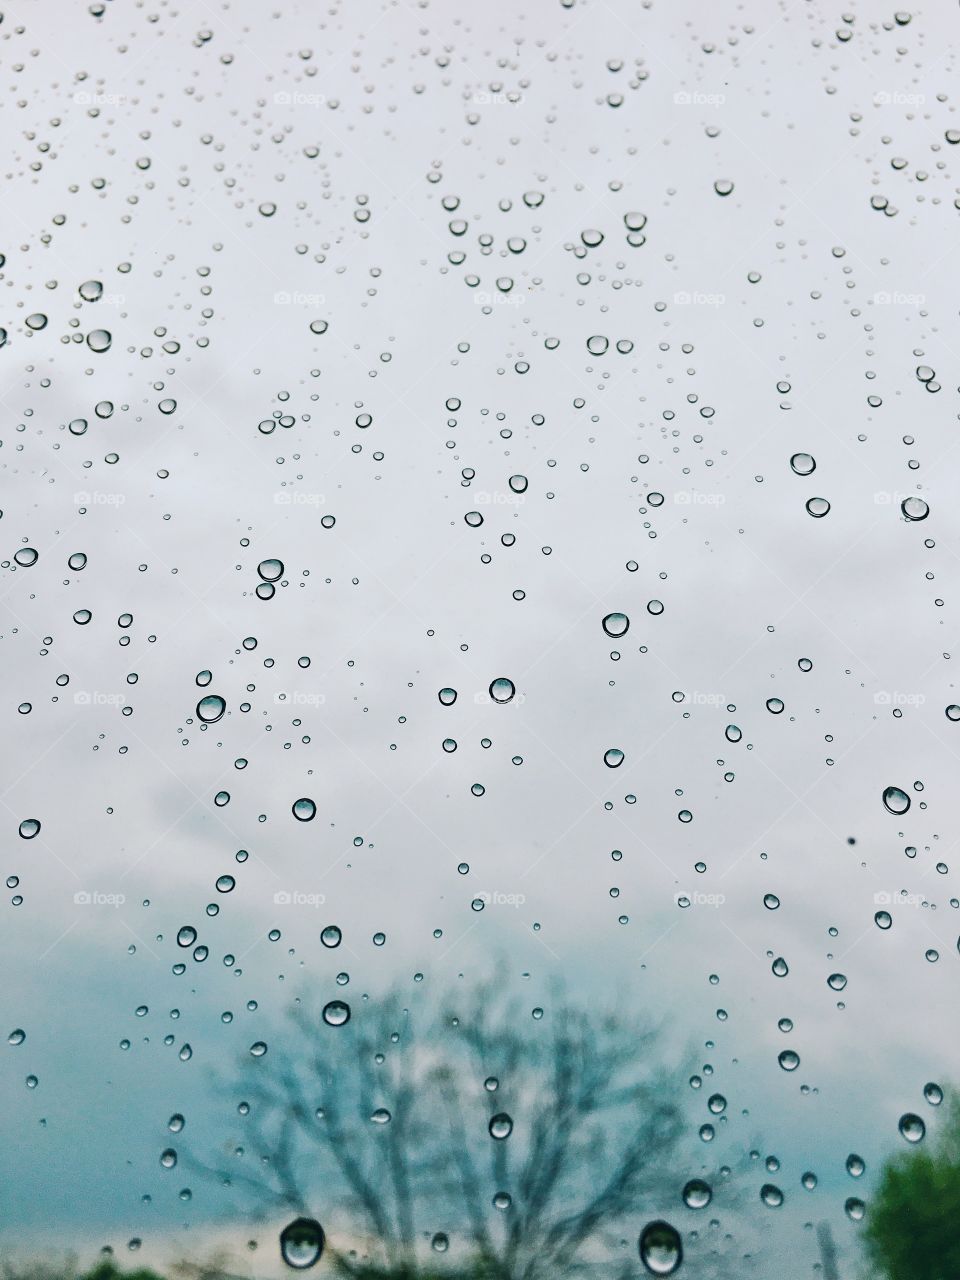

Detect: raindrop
[899,1113,925,1143]
[789,453,816,476]
[293,798,317,822]
[638,1220,683,1275]
[901,497,929,521]
[489,1113,513,1140]
[882,786,910,815]
[682,1179,712,1209]
[196,695,226,724]
[86,329,112,352]
[489,677,516,704]
[805,497,831,518]
[602,612,630,638]
[258,559,284,581]
[279,1218,325,1269]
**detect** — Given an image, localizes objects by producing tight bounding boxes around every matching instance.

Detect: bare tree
[190,977,756,1278]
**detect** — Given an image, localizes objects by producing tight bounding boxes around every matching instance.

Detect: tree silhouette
[862,1092,960,1280]
[191,977,757,1278]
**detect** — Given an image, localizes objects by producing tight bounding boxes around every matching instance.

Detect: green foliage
[863,1094,960,1280]
[0,1261,168,1280]
[335,1267,499,1280]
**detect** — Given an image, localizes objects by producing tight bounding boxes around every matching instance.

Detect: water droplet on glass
[789,453,816,476]
[489,677,516,704]
[805,497,830,518]
[322,1000,350,1027]
[196,695,226,723]
[258,558,284,581]
[882,786,910,815]
[602,612,630,638]
[279,1218,325,1269]
[87,329,112,352]
[682,1178,712,1209]
[638,1220,683,1275]
[488,1112,513,1139]
[901,497,929,521]
[899,1112,925,1143]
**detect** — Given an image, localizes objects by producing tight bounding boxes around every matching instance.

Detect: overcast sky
[2,0,959,1276]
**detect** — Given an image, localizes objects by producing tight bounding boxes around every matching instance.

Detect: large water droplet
[789,453,816,475]
[882,786,910,815]
[489,677,516,704]
[322,1000,350,1026]
[280,1218,325,1269]
[258,558,284,581]
[805,497,831,518]
[86,329,112,352]
[898,1112,925,1143]
[682,1178,712,1209]
[489,1112,513,1139]
[196,695,226,723]
[638,1220,683,1275]
[602,612,630,638]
